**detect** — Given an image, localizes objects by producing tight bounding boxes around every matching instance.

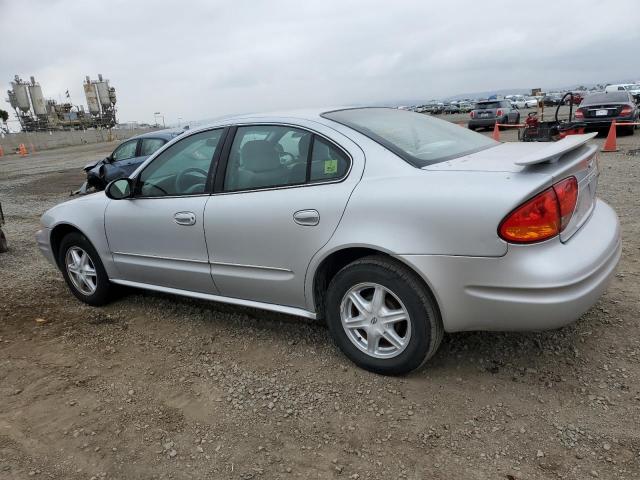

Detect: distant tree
[0,109,8,133]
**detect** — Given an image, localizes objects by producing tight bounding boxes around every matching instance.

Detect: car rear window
[322,107,497,167]
[475,102,502,109]
[583,92,630,104]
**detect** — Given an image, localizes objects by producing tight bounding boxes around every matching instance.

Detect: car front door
[104,128,226,294]
[204,122,363,309]
[105,139,139,182]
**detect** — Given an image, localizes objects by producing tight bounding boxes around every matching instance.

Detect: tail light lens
[498,177,578,244]
[619,105,633,117]
[470,111,476,118]
[496,109,504,117]
[553,177,578,231]
[574,108,585,119]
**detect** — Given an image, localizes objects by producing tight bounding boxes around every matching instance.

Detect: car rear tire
[0,228,7,253]
[58,232,113,306]
[325,255,443,375]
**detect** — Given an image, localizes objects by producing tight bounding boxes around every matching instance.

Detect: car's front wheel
[58,232,113,306]
[325,256,443,375]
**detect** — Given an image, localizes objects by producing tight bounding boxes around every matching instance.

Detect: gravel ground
[0,124,639,480]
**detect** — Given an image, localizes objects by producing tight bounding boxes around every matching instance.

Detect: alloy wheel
[340,282,412,359]
[65,246,98,295]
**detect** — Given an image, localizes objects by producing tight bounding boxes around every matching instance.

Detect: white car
[510,95,538,109]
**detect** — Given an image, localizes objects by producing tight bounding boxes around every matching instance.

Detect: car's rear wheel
[0,228,7,253]
[58,232,113,306]
[325,256,443,375]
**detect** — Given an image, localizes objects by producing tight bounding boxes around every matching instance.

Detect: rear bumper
[399,199,621,332]
[35,228,57,266]
[581,117,637,128]
[468,118,499,128]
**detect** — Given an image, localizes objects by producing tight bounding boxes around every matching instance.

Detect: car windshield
[583,92,629,104]
[322,107,497,167]
[475,102,501,109]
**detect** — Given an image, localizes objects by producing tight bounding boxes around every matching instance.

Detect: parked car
[457,102,473,113]
[574,91,639,134]
[443,103,460,114]
[509,95,537,109]
[36,107,620,375]
[543,93,564,106]
[468,100,520,130]
[0,201,7,253]
[75,129,185,194]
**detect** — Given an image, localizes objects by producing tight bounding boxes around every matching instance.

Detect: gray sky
[2,0,639,126]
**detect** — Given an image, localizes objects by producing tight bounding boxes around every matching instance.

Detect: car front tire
[325,256,443,375]
[58,232,113,306]
[0,228,7,253]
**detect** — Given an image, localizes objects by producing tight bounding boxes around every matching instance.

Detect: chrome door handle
[293,209,320,226]
[174,211,196,226]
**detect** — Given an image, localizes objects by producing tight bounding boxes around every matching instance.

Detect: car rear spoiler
[514,133,597,166]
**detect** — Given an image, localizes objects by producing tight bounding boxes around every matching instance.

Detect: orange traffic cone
[492,122,501,141]
[602,121,618,152]
[18,143,27,156]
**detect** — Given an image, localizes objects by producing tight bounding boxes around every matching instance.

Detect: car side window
[224,126,312,192]
[140,138,166,156]
[309,136,350,182]
[111,140,138,162]
[137,129,223,197]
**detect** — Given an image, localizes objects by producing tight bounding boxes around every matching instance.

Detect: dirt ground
[0,123,639,480]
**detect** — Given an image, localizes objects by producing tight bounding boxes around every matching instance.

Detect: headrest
[241,140,281,172]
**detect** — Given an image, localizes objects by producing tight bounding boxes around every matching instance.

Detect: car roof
[130,129,185,141]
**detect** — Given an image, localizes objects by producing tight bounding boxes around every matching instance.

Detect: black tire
[468,125,476,131]
[58,232,113,306]
[325,255,443,375]
[0,228,7,253]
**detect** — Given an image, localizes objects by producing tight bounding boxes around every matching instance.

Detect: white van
[604,84,634,93]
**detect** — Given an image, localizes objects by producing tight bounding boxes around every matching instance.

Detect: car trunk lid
[582,103,624,118]
[424,133,599,242]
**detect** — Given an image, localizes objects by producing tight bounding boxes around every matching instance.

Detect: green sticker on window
[324,159,338,175]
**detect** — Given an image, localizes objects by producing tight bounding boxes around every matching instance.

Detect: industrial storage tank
[7,90,18,109]
[83,76,101,115]
[95,74,112,108]
[11,77,31,113]
[28,76,47,116]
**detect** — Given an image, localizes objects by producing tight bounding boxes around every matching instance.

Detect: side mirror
[105,178,133,200]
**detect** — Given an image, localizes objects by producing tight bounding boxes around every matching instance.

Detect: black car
[575,92,639,134]
[468,100,520,130]
[543,94,564,106]
[75,129,185,193]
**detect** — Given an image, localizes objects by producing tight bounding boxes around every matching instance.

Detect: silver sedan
[36,108,621,374]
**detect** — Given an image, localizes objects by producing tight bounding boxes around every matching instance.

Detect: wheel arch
[50,223,89,268]
[309,245,442,322]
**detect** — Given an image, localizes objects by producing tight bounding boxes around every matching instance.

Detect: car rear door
[105,128,225,294]
[203,121,364,309]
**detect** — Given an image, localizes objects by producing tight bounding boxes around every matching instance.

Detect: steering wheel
[279,152,295,165]
[175,167,208,194]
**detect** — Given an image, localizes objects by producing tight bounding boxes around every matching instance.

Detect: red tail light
[553,177,578,230]
[499,177,578,244]
[574,108,585,119]
[619,105,633,117]
[496,109,504,117]
[470,111,476,118]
